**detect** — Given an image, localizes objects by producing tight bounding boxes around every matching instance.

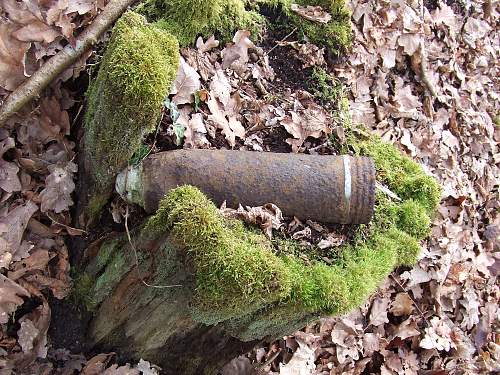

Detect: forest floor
[0,0,498,374]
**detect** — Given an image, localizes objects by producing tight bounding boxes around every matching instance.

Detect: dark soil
[47,296,92,353]
[262,126,292,153]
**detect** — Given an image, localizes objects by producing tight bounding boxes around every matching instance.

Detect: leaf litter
[0,0,498,373]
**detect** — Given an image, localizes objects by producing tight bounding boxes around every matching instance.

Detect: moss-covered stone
[83,11,179,222]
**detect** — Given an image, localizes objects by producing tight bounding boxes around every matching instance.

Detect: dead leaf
[220,202,283,239]
[277,41,325,68]
[290,4,332,24]
[17,318,39,354]
[0,22,30,91]
[390,292,414,316]
[39,161,77,213]
[369,297,390,326]
[135,359,159,375]
[393,317,420,340]
[170,57,201,105]
[0,274,30,324]
[196,35,219,53]
[398,33,421,56]
[0,137,22,193]
[221,356,255,375]
[102,363,140,375]
[0,201,38,267]
[184,113,210,149]
[419,317,456,352]
[207,93,245,147]
[221,30,255,70]
[210,69,232,107]
[279,339,316,375]
[281,104,331,152]
[1,0,59,44]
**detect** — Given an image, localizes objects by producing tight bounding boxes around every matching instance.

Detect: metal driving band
[343,155,351,222]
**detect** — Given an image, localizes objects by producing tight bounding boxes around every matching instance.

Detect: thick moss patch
[83,11,179,221]
[137,0,351,52]
[267,0,352,53]
[137,0,264,45]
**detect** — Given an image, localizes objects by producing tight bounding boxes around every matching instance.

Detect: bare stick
[390,273,429,326]
[417,0,437,97]
[0,0,138,126]
[418,42,437,97]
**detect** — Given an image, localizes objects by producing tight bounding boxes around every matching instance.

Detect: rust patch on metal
[140,150,375,224]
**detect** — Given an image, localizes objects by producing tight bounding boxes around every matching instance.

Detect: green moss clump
[310,67,346,105]
[342,130,441,268]
[352,136,441,212]
[145,186,293,323]
[138,0,264,45]
[83,11,179,221]
[138,0,351,51]
[266,0,352,53]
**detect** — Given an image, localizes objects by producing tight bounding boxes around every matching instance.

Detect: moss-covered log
[78,12,179,226]
[75,188,312,373]
[76,230,259,374]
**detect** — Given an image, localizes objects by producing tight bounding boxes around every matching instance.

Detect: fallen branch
[0,0,138,126]
[418,41,438,97]
[417,0,437,98]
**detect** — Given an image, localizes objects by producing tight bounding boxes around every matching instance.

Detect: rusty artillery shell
[116,150,375,224]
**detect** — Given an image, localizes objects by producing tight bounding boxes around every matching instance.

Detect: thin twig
[256,348,282,369]
[418,0,437,97]
[390,273,429,326]
[265,27,298,56]
[46,213,87,235]
[418,42,437,97]
[375,182,402,201]
[124,205,182,289]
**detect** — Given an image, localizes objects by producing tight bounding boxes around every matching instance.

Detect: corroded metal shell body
[122,150,375,224]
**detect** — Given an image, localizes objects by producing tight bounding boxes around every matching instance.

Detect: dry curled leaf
[184,113,210,149]
[221,30,255,71]
[290,4,332,24]
[220,202,283,239]
[0,22,30,91]
[207,93,245,147]
[281,104,331,152]
[196,35,219,53]
[170,57,201,105]
[39,161,77,213]
[0,274,30,324]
